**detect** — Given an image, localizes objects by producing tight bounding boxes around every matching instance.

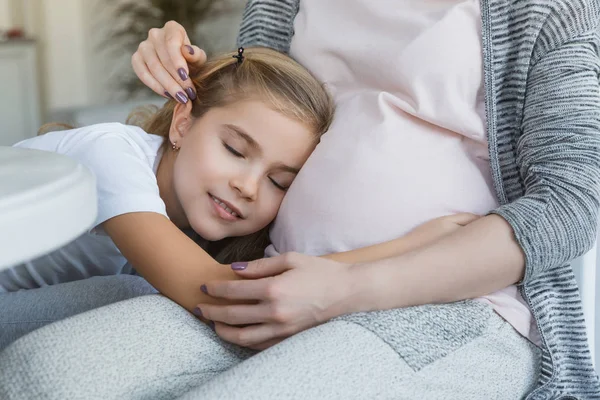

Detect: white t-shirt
[0,123,167,292]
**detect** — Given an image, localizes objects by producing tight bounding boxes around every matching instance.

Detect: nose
[231,171,259,201]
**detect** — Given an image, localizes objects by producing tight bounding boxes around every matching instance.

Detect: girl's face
[170,100,316,241]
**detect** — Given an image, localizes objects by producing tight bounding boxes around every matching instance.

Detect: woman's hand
[196,253,353,350]
[131,21,207,102]
[407,213,480,248]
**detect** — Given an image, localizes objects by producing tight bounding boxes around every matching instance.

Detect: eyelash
[224,142,288,191]
[224,143,244,158]
[269,178,288,191]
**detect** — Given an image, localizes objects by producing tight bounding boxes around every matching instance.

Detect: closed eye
[224,143,244,158]
[269,177,288,191]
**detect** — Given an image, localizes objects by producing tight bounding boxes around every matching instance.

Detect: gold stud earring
[171,141,179,151]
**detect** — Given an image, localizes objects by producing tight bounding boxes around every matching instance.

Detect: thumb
[182,45,207,70]
[230,254,294,278]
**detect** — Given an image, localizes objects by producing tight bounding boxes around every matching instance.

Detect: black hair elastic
[233,47,245,65]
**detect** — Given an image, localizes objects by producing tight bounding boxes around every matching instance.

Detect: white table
[0,146,97,269]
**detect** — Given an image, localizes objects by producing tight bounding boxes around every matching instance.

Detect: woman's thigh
[181,306,541,400]
[0,295,253,400]
[0,274,157,350]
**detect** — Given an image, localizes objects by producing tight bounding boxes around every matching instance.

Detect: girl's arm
[323,213,478,264]
[103,211,477,313]
[103,212,240,313]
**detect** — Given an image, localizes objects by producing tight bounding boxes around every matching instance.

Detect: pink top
[265,0,540,345]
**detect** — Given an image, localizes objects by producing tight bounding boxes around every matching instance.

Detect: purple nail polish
[200,284,208,294]
[175,91,188,104]
[193,307,203,317]
[185,45,195,55]
[185,87,197,101]
[178,68,189,81]
[164,91,174,100]
[231,262,248,270]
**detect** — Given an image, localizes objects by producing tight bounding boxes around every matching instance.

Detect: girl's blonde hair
[39,47,334,264]
[134,47,334,264]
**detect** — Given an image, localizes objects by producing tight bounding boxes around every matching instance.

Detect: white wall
[41,0,90,110]
[573,225,600,371]
[2,0,92,117]
[0,0,11,30]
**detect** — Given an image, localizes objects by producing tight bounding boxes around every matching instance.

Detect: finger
[215,322,285,348]
[231,253,300,279]
[163,21,192,70]
[203,278,272,301]
[448,212,481,226]
[139,43,189,104]
[183,45,207,74]
[181,44,207,63]
[131,52,168,98]
[196,303,273,325]
[154,35,197,100]
[162,21,200,88]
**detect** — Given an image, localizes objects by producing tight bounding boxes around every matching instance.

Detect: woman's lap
[0,290,540,400]
[184,309,541,400]
[0,274,158,350]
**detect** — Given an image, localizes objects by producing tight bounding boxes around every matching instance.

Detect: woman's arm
[337,214,524,314]
[339,25,600,313]
[489,30,600,284]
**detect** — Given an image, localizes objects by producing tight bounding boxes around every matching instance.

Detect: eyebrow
[273,163,300,174]
[224,124,260,152]
[224,124,301,174]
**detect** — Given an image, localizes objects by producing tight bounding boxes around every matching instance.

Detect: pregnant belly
[269,100,498,256]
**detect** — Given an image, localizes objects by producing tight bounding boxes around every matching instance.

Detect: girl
[0,46,474,322]
[0,47,334,310]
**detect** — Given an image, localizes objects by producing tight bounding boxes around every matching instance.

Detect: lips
[209,194,243,219]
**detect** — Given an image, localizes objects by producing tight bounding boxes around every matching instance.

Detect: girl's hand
[408,213,480,247]
[196,253,353,350]
[131,21,207,102]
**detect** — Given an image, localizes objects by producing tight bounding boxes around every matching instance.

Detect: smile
[209,194,241,221]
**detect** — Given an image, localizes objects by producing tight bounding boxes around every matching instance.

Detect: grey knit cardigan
[237,1,600,399]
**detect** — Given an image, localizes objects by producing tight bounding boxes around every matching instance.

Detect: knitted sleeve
[491,7,600,283]
[236,0,298,53]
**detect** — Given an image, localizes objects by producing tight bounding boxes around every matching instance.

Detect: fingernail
[185,87,197,101]
[178,68,189,81]
[193,307,203,317]
[164,91,174,100]
[231,262,248,271]
[185,45,195,55]
[200,284,208,294]
[175,91,188,104]
[209,321,215,331]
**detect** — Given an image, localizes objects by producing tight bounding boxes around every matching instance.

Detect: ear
[168,101,194,147]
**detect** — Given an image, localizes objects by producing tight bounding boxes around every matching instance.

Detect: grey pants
[0,277,541,399]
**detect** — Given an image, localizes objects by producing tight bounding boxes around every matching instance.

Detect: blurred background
[0,0,246,146]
